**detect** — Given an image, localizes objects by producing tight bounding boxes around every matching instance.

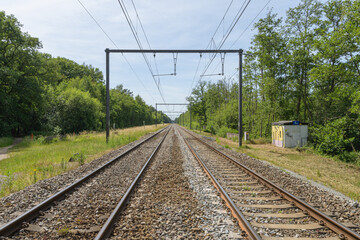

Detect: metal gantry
[105,49,243,146]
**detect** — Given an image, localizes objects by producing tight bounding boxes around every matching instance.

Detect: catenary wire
[76,0,157,103]
[187,0,237,96]
[230,0,272,48]
[128,0,170,112]
[129,0,164,99]
[117,0,169,110]
[206,0,272,78]
[186,0,252,113]
[184,0,238,112]
[199,0,251,78]
[76,0,119,48]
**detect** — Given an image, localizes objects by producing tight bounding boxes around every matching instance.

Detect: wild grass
[0,137,13,147]
[248,138,272,144]
[0,125,165,198]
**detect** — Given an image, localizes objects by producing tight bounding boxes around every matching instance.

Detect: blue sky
[2,0,322,119]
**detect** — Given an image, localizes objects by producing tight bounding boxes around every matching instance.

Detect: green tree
[309,0,354,123]
[286,0,322,121]
[187,81,208,128]
[57,88,104,133]
[0,12,43,135]
[247,11,288,136]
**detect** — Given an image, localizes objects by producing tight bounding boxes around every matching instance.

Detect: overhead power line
[207,0,272,77]
[76,0,156,102]
[76,0,119,48]
[130,0,151,49]
[205,0,235,50]
[230,0,272,48]
[201,0,251,75]
[184,0,252,113]
[186,0,237,103]
[117,0,169,109]
[129,0,164,102]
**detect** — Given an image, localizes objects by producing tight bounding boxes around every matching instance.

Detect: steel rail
[0,126,169,237]
[178,127,261,240]
[95,126,171,239]
[181,126,360,240]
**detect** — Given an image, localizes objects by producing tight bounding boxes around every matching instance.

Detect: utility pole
[238,49,243,147]
[105,48,110,144]
[155,103,157,128]
[190,105,192,130]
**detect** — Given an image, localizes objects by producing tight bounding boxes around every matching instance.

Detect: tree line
[182,0,360,163]
[0,11,170,137]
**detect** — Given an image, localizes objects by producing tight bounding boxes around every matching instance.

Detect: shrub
[217,126,237,138]
[311,116,360,162]
[338,151,360,164]
[57,88,104,133]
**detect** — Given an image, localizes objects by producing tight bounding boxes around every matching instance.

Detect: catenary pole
[106,48,110,143]
[155,104,157,127]
[238,49,243,147]
[190,105,192,130]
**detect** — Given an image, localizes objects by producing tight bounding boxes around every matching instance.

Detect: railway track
[1,124,359,239]
[0,126,170,239]
[177,125,360,240]
[98,126,243,239]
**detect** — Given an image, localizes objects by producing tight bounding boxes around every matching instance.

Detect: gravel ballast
[111,127,243,239]
[190,128,360,234]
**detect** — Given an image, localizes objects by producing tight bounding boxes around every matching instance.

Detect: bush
[338,151,360,163]
[311,116,360,162]
[35,135,59,144]
[217,126,237,138]
[57,88,104,133]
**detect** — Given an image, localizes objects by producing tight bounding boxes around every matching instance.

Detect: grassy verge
[188,128,360,201]
[0,125,166,198]
[0,137,14,148]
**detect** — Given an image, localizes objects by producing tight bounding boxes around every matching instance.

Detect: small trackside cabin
[272,121,308,148]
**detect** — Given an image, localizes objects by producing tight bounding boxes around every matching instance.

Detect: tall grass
[0,125,165,197]
[0,137,13,147]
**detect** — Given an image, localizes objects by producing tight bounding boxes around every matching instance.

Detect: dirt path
[0,138,22,161]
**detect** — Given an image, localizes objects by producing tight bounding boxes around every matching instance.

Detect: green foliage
[311,116,360,162]
[70,152,85,166]
[57,88,103,133]
[2,171,14,192]
[0,11,43,136]
[57,227,69,236]
[187,81,208,127]
[217,126,237,138]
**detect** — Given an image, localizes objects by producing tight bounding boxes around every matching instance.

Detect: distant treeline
[0,11,170,136]
[180,0,360,163]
